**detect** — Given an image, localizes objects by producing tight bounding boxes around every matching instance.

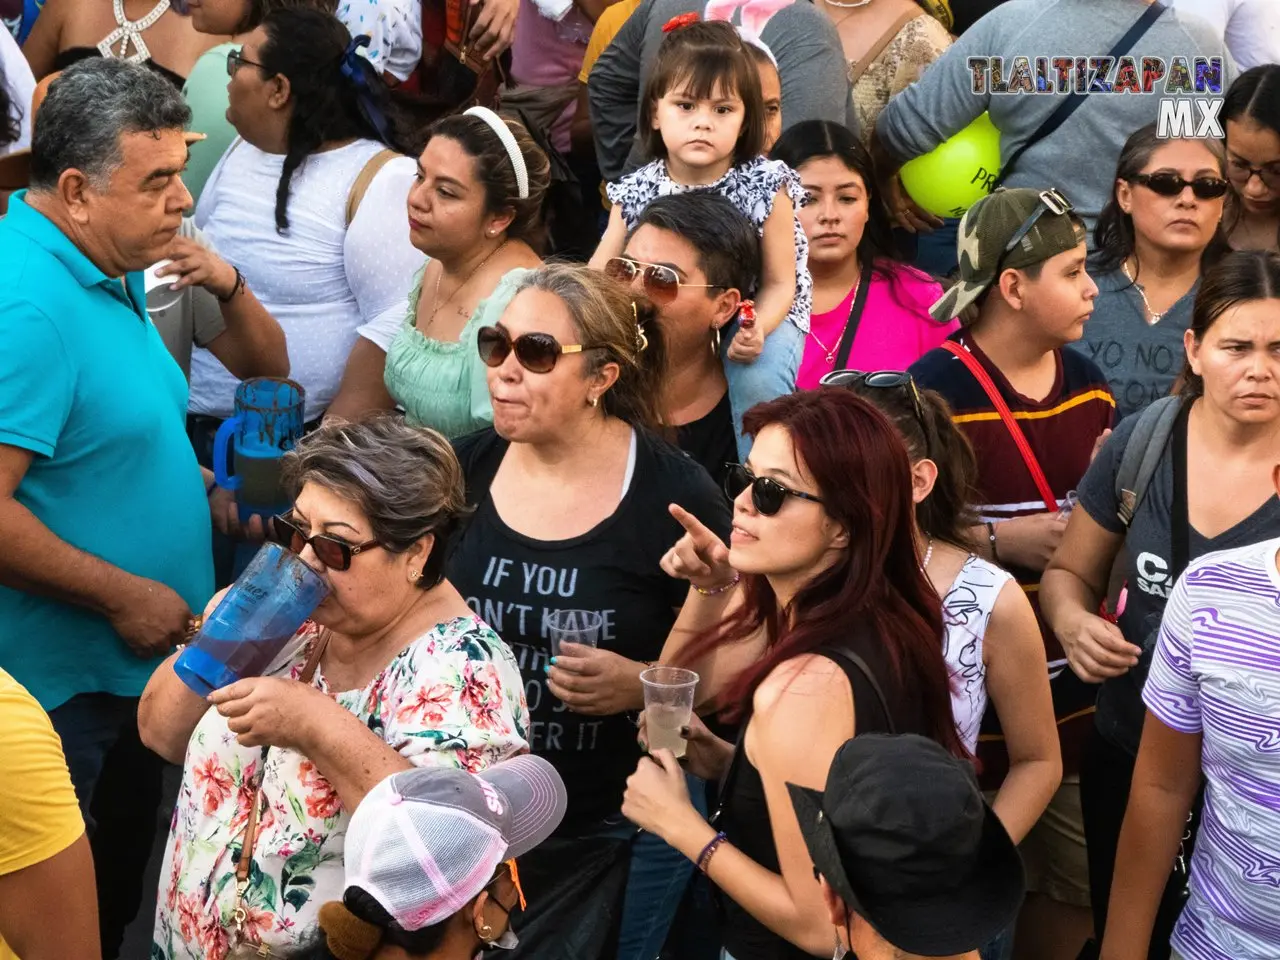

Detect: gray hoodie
[875,0,1233,233]
[586,0,855,183]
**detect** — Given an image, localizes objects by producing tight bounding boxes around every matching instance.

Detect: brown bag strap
[234,628,332,889]
[345,149,400,226]
[848,9,919,86]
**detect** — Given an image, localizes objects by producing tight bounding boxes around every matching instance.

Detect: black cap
[788,734,1024,956]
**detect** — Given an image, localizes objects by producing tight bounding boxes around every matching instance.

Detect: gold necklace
[425,240,508,332]
[1121,260,1164,324]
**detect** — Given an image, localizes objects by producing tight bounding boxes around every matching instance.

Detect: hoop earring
[480,923,495,942]
[711,325,721,356]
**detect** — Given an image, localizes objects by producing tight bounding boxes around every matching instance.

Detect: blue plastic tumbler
[213,377,306,522]
[174,541,330,695]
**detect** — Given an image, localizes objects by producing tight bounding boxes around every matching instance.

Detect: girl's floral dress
[151,616,530,960]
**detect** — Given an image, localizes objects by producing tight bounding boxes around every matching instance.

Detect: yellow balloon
[899,113,1002,220]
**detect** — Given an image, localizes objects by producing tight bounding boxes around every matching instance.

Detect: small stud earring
[588,396,599,408]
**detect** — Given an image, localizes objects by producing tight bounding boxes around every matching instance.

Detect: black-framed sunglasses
[477,325,596,374]
[994,187,1074,277]
[724,463,824,517]
[820,369,930,447]
[1225,153,1280,192]
[604,257,724,304]
[271,514,381,571]
[226,48,268,76]
[1128,171,1229,200]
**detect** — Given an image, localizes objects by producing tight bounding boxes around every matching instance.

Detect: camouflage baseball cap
[929,187,1087,324]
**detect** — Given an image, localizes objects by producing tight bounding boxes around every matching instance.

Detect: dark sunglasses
[994,188,1074,278]
[1225,154,1280,192]
[226,48,268,76]
[604,257,723,304]
[477,325,594,374]
[820,369,930,449]
[724,463,824,516]
[1128,171,1229,200]
[271,515,381,571]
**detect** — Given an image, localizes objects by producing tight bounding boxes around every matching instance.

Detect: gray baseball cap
[929,187,1087,323]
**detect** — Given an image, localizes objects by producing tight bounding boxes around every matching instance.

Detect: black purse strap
[992,1,1167,189]
[1170,397,1191,581]
[833,270,873,371]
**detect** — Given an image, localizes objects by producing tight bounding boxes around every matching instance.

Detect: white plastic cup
[641,666,699,758]
[144,258,184,313]
[546,609,603,659]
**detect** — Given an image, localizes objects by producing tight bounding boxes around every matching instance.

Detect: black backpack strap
[1115,396,1184,528]
[992,1,1167,189]
[1170,399,1192,581]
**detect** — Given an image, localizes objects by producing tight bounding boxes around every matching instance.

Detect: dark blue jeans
[48,692,165,960]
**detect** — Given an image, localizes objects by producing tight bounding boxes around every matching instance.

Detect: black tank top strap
[816,644,897,736]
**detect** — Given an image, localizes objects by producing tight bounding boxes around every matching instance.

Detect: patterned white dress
[940,554,1011,753]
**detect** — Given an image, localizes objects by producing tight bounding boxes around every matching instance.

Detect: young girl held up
[589,17,810,460]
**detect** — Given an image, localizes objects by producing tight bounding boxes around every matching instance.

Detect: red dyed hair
[680,389,966,759]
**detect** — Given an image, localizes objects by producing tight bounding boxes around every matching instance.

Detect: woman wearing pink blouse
[773,119,957,386]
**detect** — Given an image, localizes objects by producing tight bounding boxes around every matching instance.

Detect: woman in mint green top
[331,108,552,428]
[384,265,531,437]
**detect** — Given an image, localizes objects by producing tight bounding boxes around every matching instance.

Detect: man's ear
[56,168,96,224]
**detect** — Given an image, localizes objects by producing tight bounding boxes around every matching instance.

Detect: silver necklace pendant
[98,0,170,63]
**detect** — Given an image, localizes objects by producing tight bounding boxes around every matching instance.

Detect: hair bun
[319,900,383,960]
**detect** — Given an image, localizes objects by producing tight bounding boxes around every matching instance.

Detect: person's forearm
[869,129,904,180]
[968,522,997,563]
[661,584,741,703]
[215,288,289,380]
[1100,779,1197,959]
[138,652,211,764]
[991,757,1061,844]
[326,338,396,421]
[298,705,414,812]
[1039,568,1101,640]
[0,497,139,618]
[753,279,791,337]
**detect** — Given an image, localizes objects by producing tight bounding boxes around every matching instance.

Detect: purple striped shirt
[1144,539,1280,960]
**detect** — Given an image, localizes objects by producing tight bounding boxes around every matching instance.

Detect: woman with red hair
[622,387,966,960]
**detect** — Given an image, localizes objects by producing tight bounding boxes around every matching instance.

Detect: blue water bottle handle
[212,415,243,491]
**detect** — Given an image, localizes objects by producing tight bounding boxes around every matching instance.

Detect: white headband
[463,106,529,200]
[737,27,778,70]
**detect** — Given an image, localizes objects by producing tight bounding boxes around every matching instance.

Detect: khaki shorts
[986,776,1090,908]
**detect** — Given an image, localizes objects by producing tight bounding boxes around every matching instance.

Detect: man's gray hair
[29,58,193,191]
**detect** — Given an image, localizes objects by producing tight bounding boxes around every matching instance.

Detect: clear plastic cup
[546,609,603,659]
[641,666,699,758]
[144,259,184,313]
[173,541,329,695]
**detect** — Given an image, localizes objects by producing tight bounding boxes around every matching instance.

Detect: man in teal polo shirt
[0,59,215,956]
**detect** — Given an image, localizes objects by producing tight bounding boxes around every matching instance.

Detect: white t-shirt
[190,138,425,421]
[0,26,34,155]
[1170,0,1280,70]
[941,554,1012,754]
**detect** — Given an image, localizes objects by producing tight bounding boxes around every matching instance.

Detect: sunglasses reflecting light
[723,463,824,516]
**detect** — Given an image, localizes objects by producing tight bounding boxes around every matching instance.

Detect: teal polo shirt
[0,193,215,710]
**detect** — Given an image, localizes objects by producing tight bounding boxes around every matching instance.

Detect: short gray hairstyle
[30,58,193,191]
[281,415,472,588]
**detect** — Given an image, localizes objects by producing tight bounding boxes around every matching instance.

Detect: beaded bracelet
[693,572,741,597]
[696,831,728,873]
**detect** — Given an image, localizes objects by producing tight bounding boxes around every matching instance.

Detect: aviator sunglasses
[604,257,724,304]
[723,463,824,517]
[477,325,597,374]
[1128,171,1230,200]
[271,514,381,571]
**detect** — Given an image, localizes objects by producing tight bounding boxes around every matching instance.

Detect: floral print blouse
[151,616,529,960]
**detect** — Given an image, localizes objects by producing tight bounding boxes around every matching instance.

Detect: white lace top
[940,554,1012,753]
[606,156,811,333]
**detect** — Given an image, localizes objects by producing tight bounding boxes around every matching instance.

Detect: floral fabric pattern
[607,155,812,333]
[151,616,529,960]
[850,14,952,146]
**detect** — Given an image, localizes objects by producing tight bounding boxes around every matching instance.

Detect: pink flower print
[175,892,204,945]
[298,760,343,820]
[193,757,233,815]
[396,681,456,727]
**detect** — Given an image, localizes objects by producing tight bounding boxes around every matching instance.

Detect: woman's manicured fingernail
[543,664,550,675]
[550,657,557,665]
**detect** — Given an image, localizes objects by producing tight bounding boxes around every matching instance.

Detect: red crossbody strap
[940,340,1059,513]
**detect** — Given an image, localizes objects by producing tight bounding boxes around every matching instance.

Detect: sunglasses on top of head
[1128,171,1230,200]
[271,514,381,571]
[820,369,931,450]
[604,257,724,304]
[723,463,824,517]
[477,325,599,374]
[993,187,1073,278]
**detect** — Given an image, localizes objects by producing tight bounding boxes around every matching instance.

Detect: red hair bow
[662,11,700,31]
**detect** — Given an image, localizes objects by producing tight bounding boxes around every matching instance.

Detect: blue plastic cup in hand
[174,541,329,695]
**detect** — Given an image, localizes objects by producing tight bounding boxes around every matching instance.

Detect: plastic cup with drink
[173,541,329,695]
[144,258,185,314]
[640,666,699,759]
[546,609,603,659]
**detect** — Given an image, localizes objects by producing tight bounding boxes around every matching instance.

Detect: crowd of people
[1,1,1279,960]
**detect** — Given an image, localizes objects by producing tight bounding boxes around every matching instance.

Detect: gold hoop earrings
[711,325,721,355]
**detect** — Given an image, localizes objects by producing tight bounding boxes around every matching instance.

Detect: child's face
[1009,241,1098,345]
[652,80,745,176]
[756,62,781,153]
